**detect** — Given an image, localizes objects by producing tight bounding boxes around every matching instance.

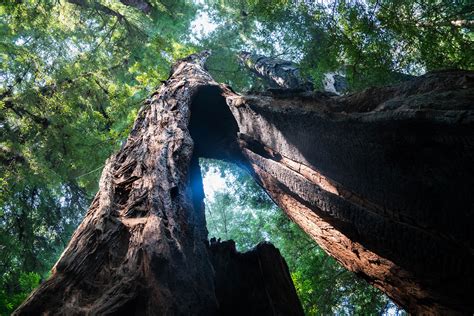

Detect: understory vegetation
[1,0,472,314]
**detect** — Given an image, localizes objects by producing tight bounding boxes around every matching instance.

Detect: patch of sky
[201,163,227,202]
[188,2,220,45]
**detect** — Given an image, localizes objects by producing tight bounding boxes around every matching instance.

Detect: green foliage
[0,271,40,315]
[201,159,406,315]
[0,0,197,311]
[199,0,473,90]
[1,0,471,312]
[202,160,275,250]
[310,0,473,88]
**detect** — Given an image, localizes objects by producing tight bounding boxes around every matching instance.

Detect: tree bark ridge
[14,51,303,316]
[225,70,474,313]
[15,53,474,315]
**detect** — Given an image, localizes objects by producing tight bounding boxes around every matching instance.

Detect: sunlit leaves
[200,0,472,91]
[0,271,40,315]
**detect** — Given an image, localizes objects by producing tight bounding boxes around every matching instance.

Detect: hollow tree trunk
[14,52,303,316]
[225,71,474,314]
[16,52,474,315]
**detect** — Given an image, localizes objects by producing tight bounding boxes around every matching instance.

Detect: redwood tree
[15,52,474,315]
[13,52,303,315]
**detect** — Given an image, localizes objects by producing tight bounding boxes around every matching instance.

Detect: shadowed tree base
[15,52,474,315]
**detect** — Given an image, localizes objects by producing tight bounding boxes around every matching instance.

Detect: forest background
[1,0,472,314]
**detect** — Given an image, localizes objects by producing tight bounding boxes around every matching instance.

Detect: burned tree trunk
[226,70,474,314]
[16,52,474,315]
[14,52,303,316]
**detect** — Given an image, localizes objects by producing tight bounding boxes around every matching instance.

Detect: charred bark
[210,240,304,316]
[15,52,474,315]
[226,70,474,314]
[14,52,302,316]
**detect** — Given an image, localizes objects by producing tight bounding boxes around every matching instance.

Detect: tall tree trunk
[226,69,474,314]
[16,52,474,315]
[14,52,303,316]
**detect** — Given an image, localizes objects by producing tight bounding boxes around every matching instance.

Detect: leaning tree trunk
[226,64,474,313]
[16,52,474,315]
[14,52,303,316]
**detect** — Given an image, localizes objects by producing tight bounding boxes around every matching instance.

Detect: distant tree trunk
[14,52,303,316]
[15,52,474,315]
[237,51,311,90]
[238,51,352,94]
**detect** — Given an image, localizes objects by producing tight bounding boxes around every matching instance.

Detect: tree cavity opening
[188,85,399,314]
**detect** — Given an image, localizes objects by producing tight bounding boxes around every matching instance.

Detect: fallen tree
[15,52,474,315]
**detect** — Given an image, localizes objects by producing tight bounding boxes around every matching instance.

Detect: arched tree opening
[13,52,474,315]
[3,1,473,314]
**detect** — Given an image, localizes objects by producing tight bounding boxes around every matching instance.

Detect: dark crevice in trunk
[189,84,304,315]
[14,52,474,315]
[189,85,240,160]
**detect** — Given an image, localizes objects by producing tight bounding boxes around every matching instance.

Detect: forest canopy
[1,0,472,314]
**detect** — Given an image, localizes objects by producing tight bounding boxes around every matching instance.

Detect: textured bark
[226,70,474,314]
[15,52,474,314]
[14,52,302,316]
[119,0,152,13]
[238,52,419,96]
[238,52,311,90]
[322,72,348,94]
[238,52,353,94]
